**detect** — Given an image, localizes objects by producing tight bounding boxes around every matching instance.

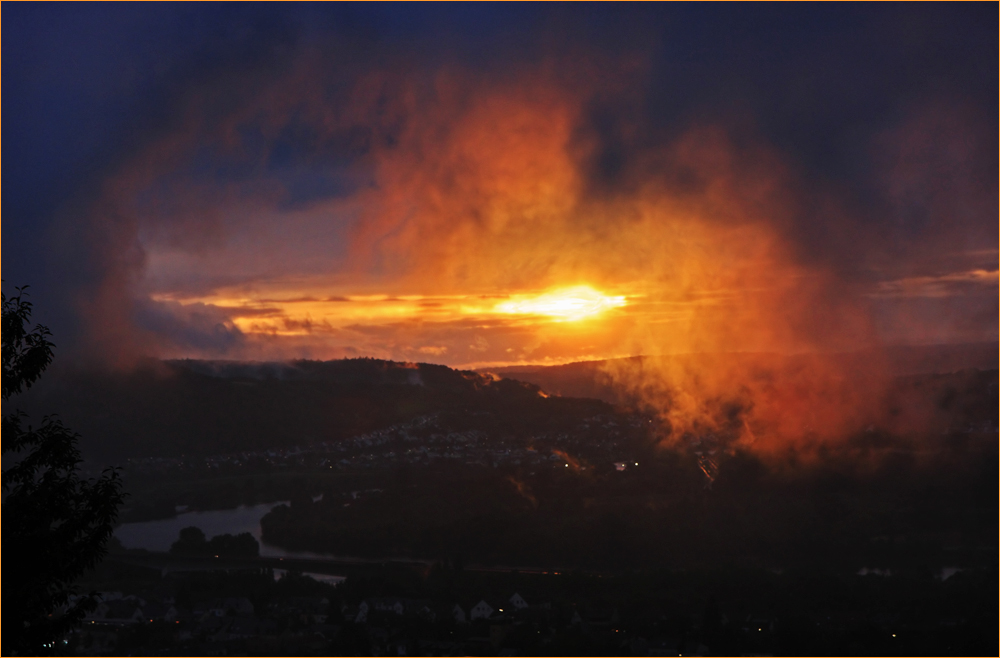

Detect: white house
[470,600,494,620]
[101,600,145,625]
[377,598,405,615]
[223,597,254,616]
[509,593,529,610]
[348,603,367,623]
[361,597,405,617]
[142,601,179,623]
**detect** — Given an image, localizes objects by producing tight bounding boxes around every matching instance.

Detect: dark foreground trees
[2,288,125,655]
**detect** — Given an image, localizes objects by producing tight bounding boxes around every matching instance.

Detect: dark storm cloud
[569,3,997,280]
[133,299,247,357]
[3,3,996,362]
[3,2,304,360]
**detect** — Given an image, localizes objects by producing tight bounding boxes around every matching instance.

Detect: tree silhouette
[2,287,126,655]
[169,526,260,557]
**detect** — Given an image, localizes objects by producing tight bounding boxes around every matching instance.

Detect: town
[69,552,991,656]
[120,413,653,476]
[114,411,660,525]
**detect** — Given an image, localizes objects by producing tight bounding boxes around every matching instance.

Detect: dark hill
[11,358,613,461]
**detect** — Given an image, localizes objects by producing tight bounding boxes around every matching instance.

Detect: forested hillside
[12,358,612,460]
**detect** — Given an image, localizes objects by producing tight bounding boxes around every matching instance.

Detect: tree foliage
[2,287,126,655]
[169,525,261,558]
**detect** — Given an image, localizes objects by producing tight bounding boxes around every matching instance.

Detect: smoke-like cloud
[4,5,995,451]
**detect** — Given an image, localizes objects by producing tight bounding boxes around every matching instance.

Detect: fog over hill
[481,342,999,404]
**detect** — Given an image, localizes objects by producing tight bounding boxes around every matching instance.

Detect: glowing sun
[493,286,627,321]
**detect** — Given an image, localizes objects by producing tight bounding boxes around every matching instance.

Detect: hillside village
[114,410,659,525]
[120,412,653,477]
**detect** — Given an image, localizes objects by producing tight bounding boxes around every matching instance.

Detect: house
[100,600,146,625]
[354,604,369,624]
[402,599,435,620]
[197,614,229,639]
[83,602,109,623]
[366,597,405,615]
[508,593,529,610]
[222,617,258,640]
[80,592,146,624]
[192,599,227,619]
[285,596,330,624]
[354,597,402,623]
[142,601,179,623]
[223,597,254,617]
[470,600,495,620]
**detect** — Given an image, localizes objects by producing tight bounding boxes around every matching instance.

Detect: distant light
[634,462,638,466]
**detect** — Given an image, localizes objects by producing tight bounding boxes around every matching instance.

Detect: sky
[3,2,997,370]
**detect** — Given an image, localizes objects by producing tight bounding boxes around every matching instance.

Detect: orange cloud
[507,476,538,507]
[551,449,587,472]
[76,51,981,459]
